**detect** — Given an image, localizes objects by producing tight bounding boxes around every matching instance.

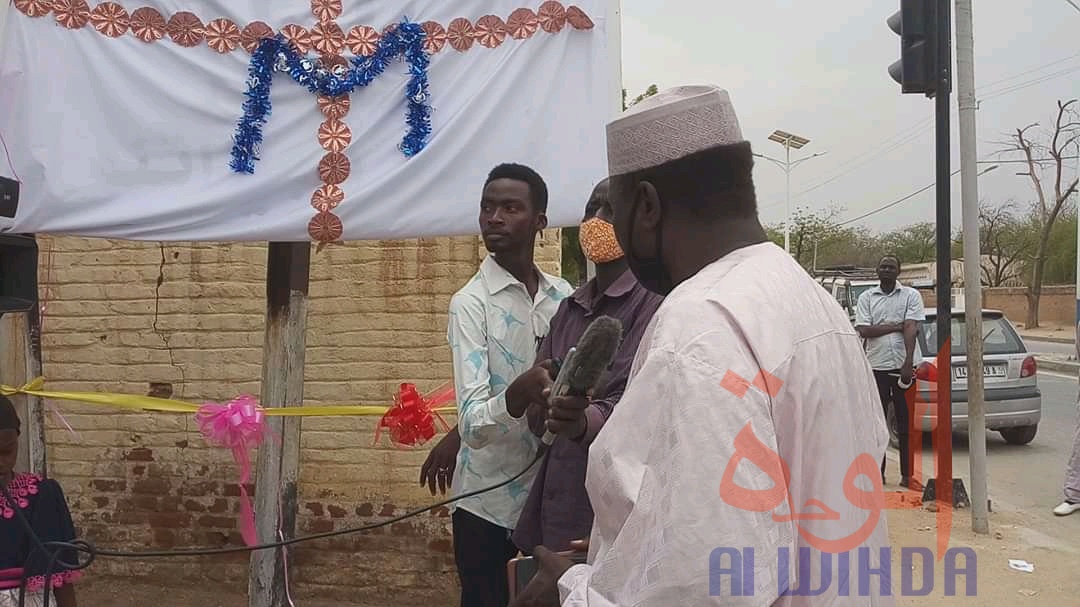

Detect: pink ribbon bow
[195,395,267,546]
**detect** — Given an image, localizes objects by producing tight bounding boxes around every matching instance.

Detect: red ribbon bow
[374,382,454,447]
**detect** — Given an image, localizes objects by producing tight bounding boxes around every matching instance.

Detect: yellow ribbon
[0,377,457,417]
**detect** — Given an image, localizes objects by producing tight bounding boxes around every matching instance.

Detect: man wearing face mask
[518,86,892,606]
[509,178,664,557]
[419,181,662,549]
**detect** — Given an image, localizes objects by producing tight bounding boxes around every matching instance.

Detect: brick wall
[34,231,562,605]
[921,285,1075,326]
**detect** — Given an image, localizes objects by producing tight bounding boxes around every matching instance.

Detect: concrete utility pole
[955,0,990,534]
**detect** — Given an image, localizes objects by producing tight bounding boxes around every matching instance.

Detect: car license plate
[954,365,1006,379]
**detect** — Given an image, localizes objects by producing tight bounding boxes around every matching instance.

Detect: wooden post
[248,242,311,607]
[0,310,46,476]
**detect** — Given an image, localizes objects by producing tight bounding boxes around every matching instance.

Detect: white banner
[0,0,614,242]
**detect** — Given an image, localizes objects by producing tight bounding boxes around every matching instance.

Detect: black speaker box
[0,176,18,218]
[0,233,38,315]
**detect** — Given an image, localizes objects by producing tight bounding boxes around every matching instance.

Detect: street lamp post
[755,130,825,254]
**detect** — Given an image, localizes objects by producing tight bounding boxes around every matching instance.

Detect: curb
[1021,334,1075,345]
[1036,357,1079,376]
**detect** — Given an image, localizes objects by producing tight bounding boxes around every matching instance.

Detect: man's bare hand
[900,360,914,385]
[508,546,576,607]
[419,427,460,495]
[507,360,557,418]
[544,388,591,441]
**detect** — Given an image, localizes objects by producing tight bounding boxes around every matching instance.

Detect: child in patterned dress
[0,395,80,607]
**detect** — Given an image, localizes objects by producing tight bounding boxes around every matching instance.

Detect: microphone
[541,315,624,447]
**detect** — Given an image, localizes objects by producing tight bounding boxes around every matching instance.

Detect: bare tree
[995,99,1080,327]
[977,201,1034,287]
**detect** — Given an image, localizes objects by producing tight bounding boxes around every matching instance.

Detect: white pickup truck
[817,272,934,323]
[816,274,879,323]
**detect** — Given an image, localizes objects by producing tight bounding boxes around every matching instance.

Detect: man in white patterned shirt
[445,163,572,607]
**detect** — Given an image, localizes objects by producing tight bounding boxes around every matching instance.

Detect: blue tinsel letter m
[230,19,432,174]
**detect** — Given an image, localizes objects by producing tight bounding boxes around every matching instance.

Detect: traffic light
[887,0,939,97]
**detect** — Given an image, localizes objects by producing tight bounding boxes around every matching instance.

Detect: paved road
[902,371,1080,533]
[1025,336,1076,357]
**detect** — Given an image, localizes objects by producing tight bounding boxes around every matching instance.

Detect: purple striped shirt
[511,269,664,553]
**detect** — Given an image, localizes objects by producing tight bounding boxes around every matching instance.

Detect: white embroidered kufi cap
[606,85,745,177]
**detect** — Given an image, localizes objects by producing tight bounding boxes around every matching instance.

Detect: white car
[885,308,1042,446]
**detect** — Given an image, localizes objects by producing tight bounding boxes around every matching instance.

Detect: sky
[618,0,1080,235]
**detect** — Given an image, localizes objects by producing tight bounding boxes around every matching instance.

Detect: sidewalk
[889,507,1079,605]
[881,451,1080,605]
[1014,322,1074,345]
[1011,322,1078,375]
[1033,353,1078,376]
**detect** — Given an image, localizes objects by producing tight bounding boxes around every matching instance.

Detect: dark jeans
[452,508,519,607]
[873,369,913,480]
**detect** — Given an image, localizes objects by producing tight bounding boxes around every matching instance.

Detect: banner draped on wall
[0,0,612,244]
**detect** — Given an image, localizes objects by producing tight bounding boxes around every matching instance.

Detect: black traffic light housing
[888,0,941,97]
[0,233,38,316]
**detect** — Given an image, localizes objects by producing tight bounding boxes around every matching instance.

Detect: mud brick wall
[35,232,562,605]
[920,285,1075,326]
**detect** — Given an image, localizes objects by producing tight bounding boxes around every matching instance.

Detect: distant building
[899,256,1024,287]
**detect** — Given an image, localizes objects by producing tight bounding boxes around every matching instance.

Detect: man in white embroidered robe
[513,86,895,607]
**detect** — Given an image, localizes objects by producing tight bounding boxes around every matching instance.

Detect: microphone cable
[1,445,549,607]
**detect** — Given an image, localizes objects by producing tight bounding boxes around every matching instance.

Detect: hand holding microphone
[541,316,623,447]
[542,378,592,442]
[505,361,558,419]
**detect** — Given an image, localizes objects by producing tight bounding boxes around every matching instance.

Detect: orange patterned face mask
[578,217,624,263]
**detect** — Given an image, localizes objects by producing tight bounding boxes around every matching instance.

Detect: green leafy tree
[768,196,1076,294]
[629,84,658,107]
[561,225,586,286]
[1026,203,1075,286]
[880,222,936,264]
[765,205,878,270]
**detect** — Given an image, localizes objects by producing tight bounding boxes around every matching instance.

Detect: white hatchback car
[885,308,1042,446]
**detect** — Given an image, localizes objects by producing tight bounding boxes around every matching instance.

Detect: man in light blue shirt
[855,254,926,489]
[442,163,572,607]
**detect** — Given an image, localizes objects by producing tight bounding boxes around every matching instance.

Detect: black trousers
[873,369,913,480]
[453,508,519,607]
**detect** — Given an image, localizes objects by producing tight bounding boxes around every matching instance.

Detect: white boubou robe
[558,242,895,607]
